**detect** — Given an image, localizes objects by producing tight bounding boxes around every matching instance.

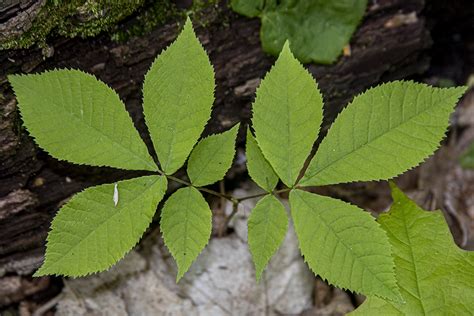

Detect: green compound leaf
[160,186,212,281]
[143,17,215,175]
[231,0,367,64]
[248,195,288,281]
[9,70,157,171]
[187,124,239,187]
[301,82,467,186]
[252,42,323,187]
[289,189,401,301]
[246,128,279,192]
[351,184,474,315]
[35,175,167,277]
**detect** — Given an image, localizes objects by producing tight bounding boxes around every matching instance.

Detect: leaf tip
[7,73,29,94]
[281,40,293,56]
[175,271,184,283]
[388,180,398,192]
[175,260,193,283]
[388,181,407,205]
[7,73,21,83]
[33,269,46,278]
[453,85,469,102]
[230,122,241,135]
[245,125,252,137]
[383,286,404,304]
[184,15,193,30]
[33,262,53,278]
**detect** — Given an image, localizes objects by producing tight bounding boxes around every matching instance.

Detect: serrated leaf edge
[299,81,467,186]
[252,42,324,187]
[187,123,240,187]
[160,186,212,282]
[248,194,289,281]
[9,69,158,172]
[141,17,216,174]
[290,189,403,302]
[245,127,279,192]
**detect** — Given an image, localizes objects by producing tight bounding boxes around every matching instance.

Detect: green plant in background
[9,18,470,307]
[230,0,368,64]
[460,143,474,169]
[351,183,474,314]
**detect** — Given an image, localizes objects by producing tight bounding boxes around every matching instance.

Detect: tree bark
[0,0,429,305]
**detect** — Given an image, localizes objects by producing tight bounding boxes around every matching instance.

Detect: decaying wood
[0,0,430,303]
[0,0,46,42]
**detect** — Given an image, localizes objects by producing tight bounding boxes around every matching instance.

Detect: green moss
[1,0,81,50]
[111,0,219,42]
[111,0,179,42]
[1,0,220,50]
[189,0,220,27]
[57,0,145,38]
[1,0,144,50]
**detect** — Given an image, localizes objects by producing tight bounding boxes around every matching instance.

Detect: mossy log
[0,0,430,306]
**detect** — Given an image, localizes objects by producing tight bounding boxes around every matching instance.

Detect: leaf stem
[236,188,291,202]
[157,168,290,225]
[158,170,238,203]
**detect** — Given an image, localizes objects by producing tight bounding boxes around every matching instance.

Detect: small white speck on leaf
[113,183,119,207]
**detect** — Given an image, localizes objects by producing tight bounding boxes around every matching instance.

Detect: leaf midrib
[254,199,274,268]
[398,211,427,314]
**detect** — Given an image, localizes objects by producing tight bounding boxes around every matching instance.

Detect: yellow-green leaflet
[35,176,167,277]
[248,195,288,281]
[9,70,157,171]
[187,124,239,187]
[143,17,215,174]
[289,189,401,301]
[160,186,212,281]
[252,42,323,187]
[245,128,279,192]
[301,82,467,186]
[351,184,474,315]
